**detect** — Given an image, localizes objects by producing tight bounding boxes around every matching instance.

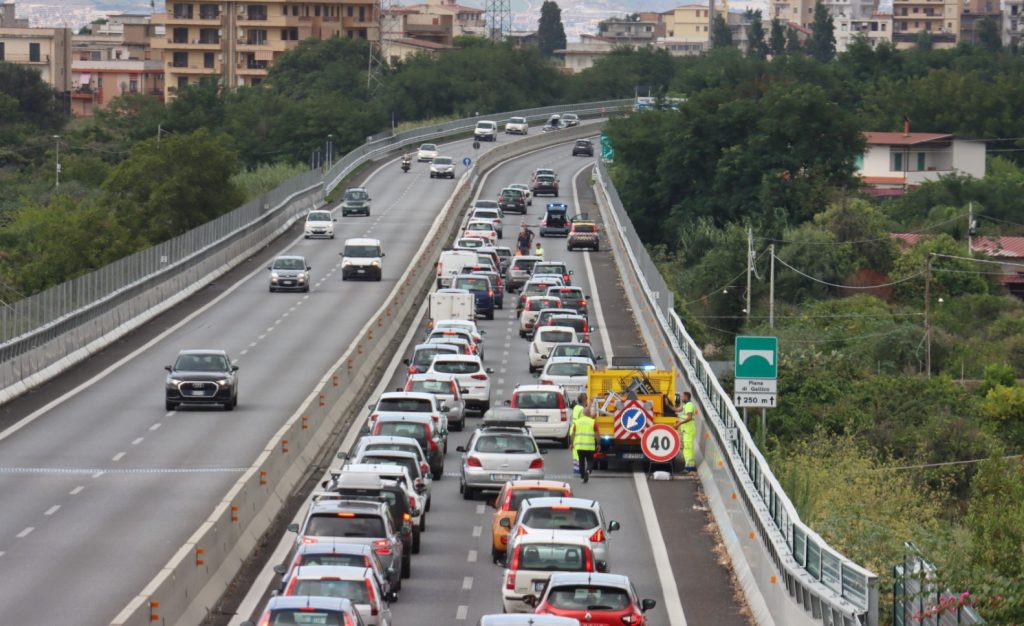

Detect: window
[917,152,926,171]
[359,6,366,20]
[347,6,353,15]
[891,151,904,171]
[913,7,919,12]
[173,27,188,43]
[247,29,268,44]
[177,76,189,90]
[203,52,214,68]
[292,5,299,15]
[29,42,40,62]
[0,42,5,61]
[129,79,138,92]
[314,5,321,16]
[199,28,218,43]
[282,27,299,40]
[882,23,887,30]
[172,51,188,67]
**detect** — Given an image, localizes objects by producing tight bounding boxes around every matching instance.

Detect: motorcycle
[401,158,411,173]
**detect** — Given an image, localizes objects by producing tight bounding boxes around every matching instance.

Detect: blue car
[453,274,495,320]
[540,202,570,237]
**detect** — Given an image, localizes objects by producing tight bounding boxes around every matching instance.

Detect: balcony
[166,61,220,74]
[161,37,221,49]
[236,39,288,52]
[237,61,269,76]
[71,87,101,100]
[343,16,376,29]
[0,53,50,64]
[237,13,286,27]
[158,12,222,26]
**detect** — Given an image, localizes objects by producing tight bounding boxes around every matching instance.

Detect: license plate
[490,473,520,481]
[621,452,645,460]
[357,268,366,273]
[282,280,293,285]
[189,390,205,396]
[526,415,546,422]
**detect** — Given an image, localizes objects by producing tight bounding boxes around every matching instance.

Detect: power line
[679,249,769,307]
[866,454,1024,473]
[763,212,968,246]
[773,254,925,289]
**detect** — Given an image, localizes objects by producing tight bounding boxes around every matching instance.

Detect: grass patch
[232,162,307,201]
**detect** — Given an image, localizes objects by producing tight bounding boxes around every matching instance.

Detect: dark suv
[320,471,421,555]
[531,174,559,197]
[572,139,594,157]
[341,187,371,217]
[498,187,527,214]
[164,349,238,411]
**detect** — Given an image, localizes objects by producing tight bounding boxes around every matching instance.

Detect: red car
[530,572,657,625]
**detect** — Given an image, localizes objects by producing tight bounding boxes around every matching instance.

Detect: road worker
[570,396,598,483]
[673,391,697,472]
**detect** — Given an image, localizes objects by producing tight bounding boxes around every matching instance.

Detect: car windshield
[513,259,539,272]
[298,553,367,568]
[410,380,453,395]
[525,283,554,296]
[537,176,556,184]
[269,609,345,625]
[517,544,588,571]
[555,291,584,303]
[536,170,554,177]
[475,200,499,209]
[541,331,575,343]
[377,398,433,412]
[522,507,599,530]
[375,422,428,441]
[552,319,586,332]
[365,442,420,458]
[547,363,590,377]
[454,277,490,292]
[509,488,568,511]
[467,223,492,231]
[475,211,499,220]
[576,140,589,146]
[433,360,480,375]
[344,190,368,201]
[547,586,631,611]
[307,212,332,222]
[272,258,306,270]
[475,435,537,454]
[535,264,565,275]
[305,514,385,538]
[458,239,483,248]
[413,347,453,366]
[516,391,561,409]
[510,184,528,191]
[174,353,229,371]
[293,579,368,602]
[573,224,596,233]
[502,189,523,198]
[361,455,418,477]
[343,245,380,258]
[476,256,496,267]
[528,298,559,311]
[434,157,452,165]
[510,117,526,124]
[552,346,593,360]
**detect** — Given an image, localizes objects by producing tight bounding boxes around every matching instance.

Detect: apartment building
[834,12,892,50]
[1004,0,1023,47]
[891,0,960,48]
[597,15,665,43]
[70,59,165,116]
[0,2,27,27]
[661,3,725,41]
[958,0,1000,44]
[772,0,816,29]
[151,0,379,98]
[0,10,72,92]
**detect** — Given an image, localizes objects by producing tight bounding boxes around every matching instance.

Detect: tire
[481,401,491,413]
[561,435,571,449]
[595,245,600,252]
[224,399,234,411]
[529,365,536,374]
[519,329,526,338]
[165,400,177,411]
[462,484,475,500]
[303,234,309,239]
[420,514,427,532]
[492,547,504,564]
[302,285,309,293]
[269,287,275,293]
[426,496,432,512]
[402,555,411,578]
[412,528,421,553]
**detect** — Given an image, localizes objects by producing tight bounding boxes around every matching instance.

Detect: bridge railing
[594,159,880,626]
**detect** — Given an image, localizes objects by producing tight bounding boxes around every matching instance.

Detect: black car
[165,349,239,411]
[321,472,421,555]
[531,175,559,197]
[498,188,527,214]
[572,139,594,157]
[341,187,371,217]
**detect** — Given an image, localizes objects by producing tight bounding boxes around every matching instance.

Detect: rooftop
[972,236,1024,259]
[864,131,953,146]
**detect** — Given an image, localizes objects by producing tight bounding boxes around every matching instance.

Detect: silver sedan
[458,427,546,500]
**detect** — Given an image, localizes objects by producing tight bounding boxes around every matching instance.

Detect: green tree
[165,79,225,134]
[915,30,934,50]
[100,128,244,244]
[0,62,68,132]
[93,93,168,143]
[786,26,803,53]
[890,235,989,304]
[807,1,836,62]
[769,18,787,56]
[976,17,1001,53]
[711,14,732,48]
[537,0,567,56]
[745,10,769,59]
[813,198,897,272]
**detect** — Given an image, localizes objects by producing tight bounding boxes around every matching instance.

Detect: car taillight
[577,300,587,307]
[471,373,488,380]
[501,489,514,511]
[509,546,522,572]
[369,413,378,423]
[421,462,430,475]
[409,495,417,511]
[488,290,493,298]
[429,438,438,452]
[510,393,518,408]
[622,613,644,624]
[301,537,317,544]
[506,570,517,590]
[285,577,297,594]
[467,456,482,467]
[516,526,528,537]
[563,274,570,283]
[256,612,271,626]
[540,378,553,385]
[365,578,379,616]
[529,458,544,469]
[584,547,595,572]
[557,394,566,409]
[372,539,392,555]
[590,528,606,542]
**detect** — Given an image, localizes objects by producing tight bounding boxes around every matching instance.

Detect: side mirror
[269,589,279,597]
[539,449,548,455]
[597,560,608,572]
[266,267,272,271]
[480,330,487,335]
[641,599,657,612]
[287,523,300,533]
[569,270,574,275]
[306,266,312,271]
[586,295,592,300]
[320,480,329,488]
[272,564,286,575]
[333,218,338,222]
[486,368,495,374]
[608,520,621,532]
[381,252,386,257]
[499,517,511,528]
[461,387,470,394]
[503,399,512,407]
[440,406,450,413]
[541,354,548,360]
[336,451,348,460]
[231,365,239,372]
[415,484,427,494]
[456,445,466,453]
[387,591,399,603]
[402,359,410,366]
[367,404,375,410]
[596,355,604,361]
[164,365,172,372]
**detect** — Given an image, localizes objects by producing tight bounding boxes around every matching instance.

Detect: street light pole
[745,227,753,324]
[53,135,61,188]
[769,243,775,329]
[924,254,932,377]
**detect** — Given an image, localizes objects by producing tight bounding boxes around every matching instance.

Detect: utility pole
[326,134,334,169]
[924,255,932,377]
[53,135,60,188]
[745,227,753,324]
[769,243,775,329]
[967,202,975,255]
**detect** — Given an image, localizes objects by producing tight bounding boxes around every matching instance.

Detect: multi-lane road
[0,128,747,625]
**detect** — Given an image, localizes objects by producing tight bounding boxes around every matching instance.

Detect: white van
[436,250,478,288]
[340,238,384,281]
[430,289,475,323]
[474,120,498,142]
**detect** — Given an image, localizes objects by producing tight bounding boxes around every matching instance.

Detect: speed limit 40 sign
[641,424,680,463]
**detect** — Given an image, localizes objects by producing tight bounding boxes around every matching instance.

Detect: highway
[0,131,534,624]
[232,140,749,625]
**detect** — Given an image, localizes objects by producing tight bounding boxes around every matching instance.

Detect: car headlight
[167,378,183,386]
[298,275,306,282]
[271,272,279,280]
[214,379,228,386]
[371,260,381,267]
[342,260,352,267]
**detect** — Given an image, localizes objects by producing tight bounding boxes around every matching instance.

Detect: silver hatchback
[507,497,620,571]
[458,413,546,500]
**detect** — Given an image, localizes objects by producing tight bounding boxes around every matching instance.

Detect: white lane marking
[265,326,274,332]
[164,411,174,417]
[634,471,689,626]
[456,606,468,620]
[249,342,257,348]
[497,378,504,385]
[462,576,474,590]
[572,165,613,361]
[501,359,508,365]
[467,549,478,563]
[472,526,482,537]
[69,486,84,495]
[44,505,60,516]
[0,551,4,558]
[131,437,144,446]
[239,349,249,356]
[111,452,126,462]
[475,504,485,515]
[257,334,266,340]
[91,471,104,479]
[16,526,33,538]
[149,423,161,431]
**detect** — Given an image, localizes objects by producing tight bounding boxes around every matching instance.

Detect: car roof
[413,342,459,353]
[294,542,374,557]
[507,479,572,490]
[431,353,482,363]
[343,237,381,246]
[551,342,593,350]
[357,435,423,447]
[273,255,306,261]
[478,615,581,626]
[520,496,601,511]
[513,256,543,263]
[177,348,228,356]
[374,413,433,425]
[379,391,436,401]
[515,531,593,548]
[514,384,566,393]
[292,564,373,581]
[408,372,458,382]
[309,498,387,514]
[546,572,632,587]
[543,357,593,366]
[264,595,358,612]
[344,463,411,480]
[537,326,577,336]
[419,143,436,148]
[356,449,418,461]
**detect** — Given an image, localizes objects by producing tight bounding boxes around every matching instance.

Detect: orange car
[490,479,572,563]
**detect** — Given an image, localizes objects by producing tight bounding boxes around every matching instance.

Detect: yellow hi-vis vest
[573,415,597,452]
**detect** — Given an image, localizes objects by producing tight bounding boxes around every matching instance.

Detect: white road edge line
[634,472,689,626]
[456,605,468,620]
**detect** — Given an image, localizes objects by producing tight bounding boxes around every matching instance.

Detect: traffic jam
[244,151,681,626]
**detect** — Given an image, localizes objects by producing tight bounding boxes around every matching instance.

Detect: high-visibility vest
[572,404,585,422]
[683,401,696,419]
[573,415,597,451]
[535,246,544,257]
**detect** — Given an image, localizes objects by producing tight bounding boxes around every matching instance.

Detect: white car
[425,354,493,413]
[430,156,455,179]
[475,120,498,142]
[528,326,578,373]
[433,319,485,353]
[501,534,596,613]
[368,391,449,438]
[303,210,336,239]
[436,250,479,288]
[341,237,384,281]
[464,219,498,244]
[519,296,561,337]
[538,357,592,398]
[505,116,529,135]
[417,143,438,161]
[454,237,486,251]
[561,113,580,127]
[511,384,571,446]
[469,207,504,238]
[508,183,532,206]
[340,463,427,532]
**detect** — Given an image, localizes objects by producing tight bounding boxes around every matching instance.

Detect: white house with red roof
[857,131,986,196]
[972,236,1024,297]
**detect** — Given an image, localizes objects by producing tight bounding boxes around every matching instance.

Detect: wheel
[529,365,536,374]
[426,496,432,512]
[269,287,275,293]
[420,514,427,532]
[224,399,234,411]
[304,234,309,239]
[165,400,177,411]
[561,435,571,449]
[597,459,609,471]
[401,555,411,578]
[452,419,464,432]
[303,285,309,293]
[496,301,503,310]
[481,401,491,412]
[393,574,402,593]
[412,528,421,553]
[462,485,476,500]
[492,547,504,564]
[519,329,526,338]
[330,234,335,239]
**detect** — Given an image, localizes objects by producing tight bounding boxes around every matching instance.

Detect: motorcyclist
[401,154,411,172]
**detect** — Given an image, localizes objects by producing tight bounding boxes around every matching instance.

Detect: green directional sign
[735,336,778,379]
[600,132,614,162]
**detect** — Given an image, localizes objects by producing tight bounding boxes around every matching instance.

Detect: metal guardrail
[594,160,880,626]
[893,544,985,626]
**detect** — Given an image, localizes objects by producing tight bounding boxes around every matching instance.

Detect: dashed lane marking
[0,466,248,476]
[467,550,478,563]
[16,527,33,538]
[475,504,485,515]
[69,486,84,495]
[44,505,59,516]
[131,437,144,446]
[91,471,104,479]
[462,576,473,590]
[149,423,161,431]
[111,452,126,462]
[472,526,482,537]
[456,606,468,621]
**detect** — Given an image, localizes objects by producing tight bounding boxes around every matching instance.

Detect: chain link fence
[595,160,879,626]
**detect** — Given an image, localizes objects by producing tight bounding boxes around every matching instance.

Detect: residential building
[834,12,892,50]
[661,3,724,41]
[506,30,538,47]
[0,19,73,91]
[554,36,617,73]
[401,0,485,37]
[387,36,453,61]
[958,0,1000,44]
[971,237,1024,298]
[857,131,986,196]
[774,0,880,48]
[772,0,816,29]
[70,59,165,116]
[74,13,162,63]
[1004,0,1023,47]
[597,15,665,44]
[0,2,27,27]
[891,0,960,48]
[151,0,379,99]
